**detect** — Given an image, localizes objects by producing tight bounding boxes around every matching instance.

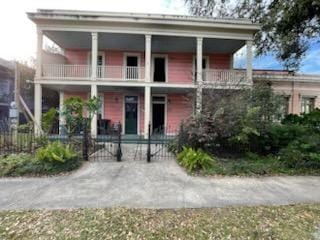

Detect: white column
[59,91,65,135]
[145,35,152,82]
[36,28,43,80]
[144,86,151,138]
[91,32,98,80]
[246,40,253,84]
[196,37,203,113]
[91,84,98,137]
[34,83,42,135]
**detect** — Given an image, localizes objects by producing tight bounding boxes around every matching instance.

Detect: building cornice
[254,74,320,84]
[27,9,260,33]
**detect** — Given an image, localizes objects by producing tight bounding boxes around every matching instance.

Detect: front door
[153,57,166,82]
[125,96,138,134]
[152,96,165,133]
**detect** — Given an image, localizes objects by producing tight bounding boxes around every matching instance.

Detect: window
[152,96,166,103]
[301,97,315,114]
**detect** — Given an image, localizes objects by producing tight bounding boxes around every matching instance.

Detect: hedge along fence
[0,129,85,160]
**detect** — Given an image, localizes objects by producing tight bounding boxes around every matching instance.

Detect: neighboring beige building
[254,70,320,114]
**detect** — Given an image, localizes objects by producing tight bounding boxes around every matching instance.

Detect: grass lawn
[0,204,319,239]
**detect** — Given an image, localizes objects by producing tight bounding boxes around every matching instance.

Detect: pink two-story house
[28,9,259,137]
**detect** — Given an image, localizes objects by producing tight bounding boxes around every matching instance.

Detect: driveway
[0,159,320,210]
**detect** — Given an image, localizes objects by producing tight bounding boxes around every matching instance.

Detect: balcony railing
[202,69,248,87]
[97,66,145,80]
[42,64,91,79]
[42,64,145,81]
[41,64,249,87]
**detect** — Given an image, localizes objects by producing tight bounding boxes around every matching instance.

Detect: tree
[185,0,320,70]
[178,82,285,153]
[61,96,101,135]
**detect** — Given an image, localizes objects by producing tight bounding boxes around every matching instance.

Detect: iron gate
[85,123,122,162]
[133,124,176,162]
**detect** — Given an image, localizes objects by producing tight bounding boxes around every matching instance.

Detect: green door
[125,96,138,134]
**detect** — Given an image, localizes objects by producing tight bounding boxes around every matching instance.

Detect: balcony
[42,64,145,81]
[203,69,248,88]
[41,64,250,88]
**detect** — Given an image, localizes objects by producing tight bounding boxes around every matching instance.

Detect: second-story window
[301,97,315,114]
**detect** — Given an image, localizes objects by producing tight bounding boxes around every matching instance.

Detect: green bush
[0,143,81,177]
[179,82,286,154]
[0,154,40,177]
[263,123,310,153]
[279,134,320,169]
[36,141,78,163]
[42,108,58,134]
[177,147,216,172]
[282,109,320,132]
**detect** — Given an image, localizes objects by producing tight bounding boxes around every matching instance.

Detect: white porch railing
[42,64,91,79]
[97,66,145,80]
[202,69,248,86]
[42,64,145,81]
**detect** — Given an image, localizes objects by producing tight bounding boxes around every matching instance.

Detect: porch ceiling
[42,84,91,92]
[45,31,245,53]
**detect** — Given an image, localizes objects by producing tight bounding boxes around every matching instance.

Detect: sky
[0,0,319,73]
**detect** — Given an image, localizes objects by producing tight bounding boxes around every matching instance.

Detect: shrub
[262,123,310,153]
[179,82,286,155]
[17,122,33,133]
[282,109,320,133]
[0,154,39,177]
[279,134,320,169]
[177,147,216,172]
[36,141,78,163]
[42,108,58,134]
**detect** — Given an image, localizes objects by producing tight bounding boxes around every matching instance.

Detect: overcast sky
[0,0,318,73]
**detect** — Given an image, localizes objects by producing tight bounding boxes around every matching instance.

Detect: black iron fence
[0,121,179,163]
[146,124,177,162]
[86,122,122,162]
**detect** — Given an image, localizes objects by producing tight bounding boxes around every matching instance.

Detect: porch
[50,85,194,138]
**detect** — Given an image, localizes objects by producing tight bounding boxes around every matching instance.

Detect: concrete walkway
[0,159,320,210]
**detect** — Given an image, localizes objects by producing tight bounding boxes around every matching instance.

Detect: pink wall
[167,53,194,84]
[103,92,123,125]
[63,91,194,134]
[209,53,231,69]
[63,49,232,82]
[167,93,193,132]
[64,50,89,65]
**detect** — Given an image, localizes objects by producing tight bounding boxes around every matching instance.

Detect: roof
[253,70,320,83]
[0,58,14,71]
[27,9,260,32]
